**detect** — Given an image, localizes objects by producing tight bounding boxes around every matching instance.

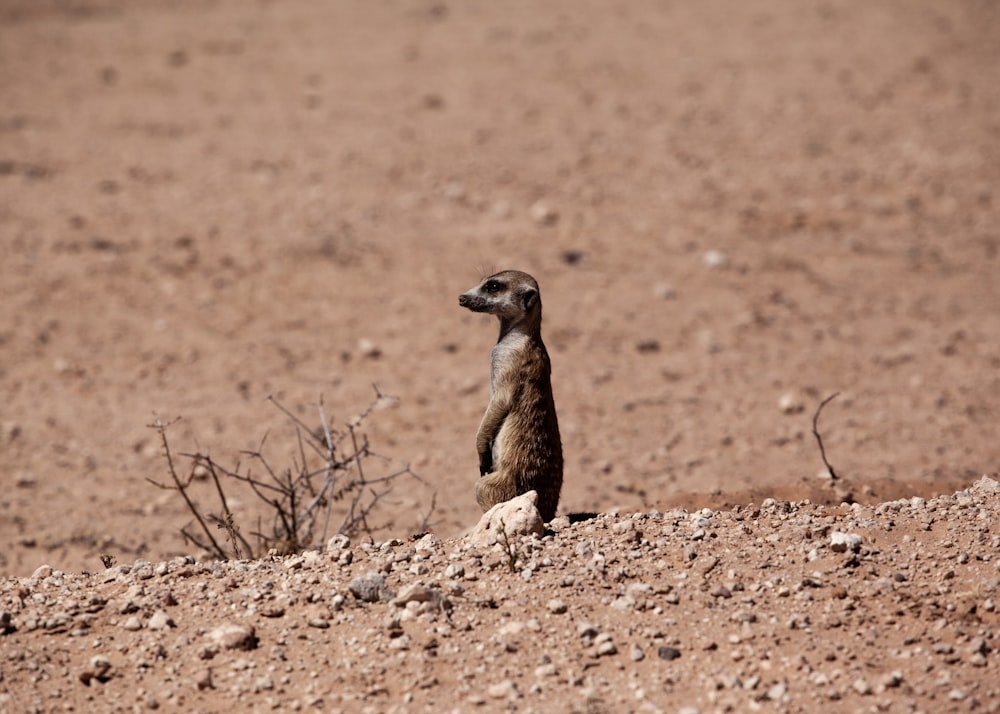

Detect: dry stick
[812,392,840,480]
[146,418,228,558]
[204,457,244,559]
[345,425,370,535]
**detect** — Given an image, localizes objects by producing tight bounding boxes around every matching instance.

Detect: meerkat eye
[483,279,503,293]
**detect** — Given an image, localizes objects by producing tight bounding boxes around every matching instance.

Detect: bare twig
[812,392,840,480]
[146,416,227,558]
[149,389,429,560]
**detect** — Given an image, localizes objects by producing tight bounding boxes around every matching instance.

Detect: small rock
[195,668,214,691]
[971,475,1000,495]
[658,646,681,661]
[326,533,351,552]
[630,644,645,662]
[147,610,175,630]
[852,677,872,695]
[31,564,53,580]
[444,563,464,579]
[391,584,452,613]
[79,655,112,685]
[488,679,519,699]
[879,671,903,689]
[594,633,617,656]
[306,604,330,629]
[122,616,142,631]
[529,200,558,226]
[611,596,636,611]
[547,599,567,614]
[357,337,381,358]
[465,491,545,548]
[829,532,863,553]
[703,250,729,269]
[207,623,257,651]
[414,533,441,555]
[767,681,787,701]
[348,572,395,603]
[778,392,804,414]
[535,663,558,678]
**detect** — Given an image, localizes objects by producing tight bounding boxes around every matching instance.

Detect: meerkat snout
[458,270,563,522]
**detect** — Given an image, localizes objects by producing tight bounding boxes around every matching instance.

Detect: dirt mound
[3,477,998,712]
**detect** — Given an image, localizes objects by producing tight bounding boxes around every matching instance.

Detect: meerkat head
[459,270,542,335]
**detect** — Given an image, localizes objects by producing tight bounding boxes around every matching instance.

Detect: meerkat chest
[490,333,530,395]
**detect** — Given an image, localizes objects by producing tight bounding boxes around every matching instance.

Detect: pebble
[357,338,381,358]
[658,646,681,661]
[444,563,464,579]
[195,668,214,691]
[529,200,558,226]
[630,644,645,662]
[702,250,729,268]
[147,610,175,630]
[829,532,863,553]
[767,681,787,701]
[547,598,567,614]
[594,633,617,656]
[122,616,142,631]
[390,584,452,613]
[852,677,872,695]
[348,572,395,603]
[778,392,804,414]
[207,623,257,651]
[31,564,53,580]
[78,655,112,685]
[487,679,518,699]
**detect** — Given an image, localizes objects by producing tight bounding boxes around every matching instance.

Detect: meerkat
[458,270,563,522]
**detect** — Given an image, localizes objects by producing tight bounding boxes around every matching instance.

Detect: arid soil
[1,0,999,711]
[2,478,999,713]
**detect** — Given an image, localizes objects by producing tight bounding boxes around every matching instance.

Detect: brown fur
[458,270,563,521]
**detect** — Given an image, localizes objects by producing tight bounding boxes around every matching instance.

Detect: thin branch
[147,417,228,558]
[812,392,840,480]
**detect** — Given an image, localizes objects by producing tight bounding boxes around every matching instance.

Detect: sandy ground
[1,0,999,710]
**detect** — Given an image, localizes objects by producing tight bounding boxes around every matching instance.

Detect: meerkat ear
[521,287,539,310]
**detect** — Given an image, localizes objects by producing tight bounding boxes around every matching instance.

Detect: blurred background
[1,0,998,575]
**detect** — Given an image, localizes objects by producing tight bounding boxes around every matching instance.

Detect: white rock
[830,532,863,553]
[207,623,257,651]
[488,679,519,699]
[31,564,53,580]
[529,200,558,226]
[703,250,729,269]
[147,610,175,630]
[357,338,381,358]
[778,392,804,414]
[465,491,545,548]
[971,475,1000,495]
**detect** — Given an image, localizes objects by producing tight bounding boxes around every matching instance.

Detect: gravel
[1,476,998,712]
